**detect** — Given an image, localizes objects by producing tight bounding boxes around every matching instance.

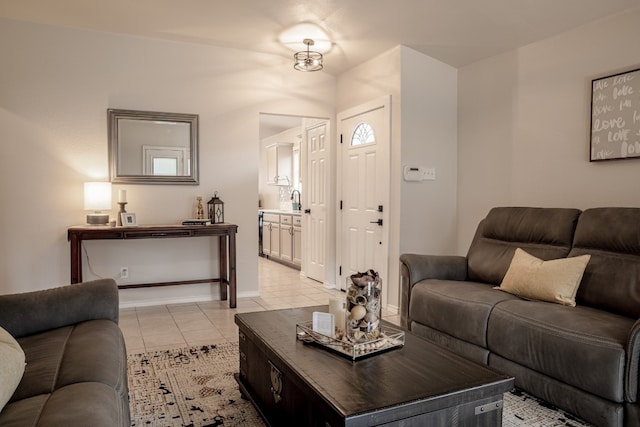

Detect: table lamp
[84,182,112,225]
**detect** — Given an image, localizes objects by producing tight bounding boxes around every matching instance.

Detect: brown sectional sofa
[400,207,640,427]
[0,279,130,426]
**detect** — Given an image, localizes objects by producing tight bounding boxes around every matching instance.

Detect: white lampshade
[84,182,112,224]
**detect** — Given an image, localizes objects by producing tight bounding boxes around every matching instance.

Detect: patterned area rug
[127,344,592,427]
[128,343,264,427]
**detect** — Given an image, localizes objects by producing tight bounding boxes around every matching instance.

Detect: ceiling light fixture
[294,39,323,72]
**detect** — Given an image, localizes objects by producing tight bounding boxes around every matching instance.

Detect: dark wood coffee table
[235,306,513,427]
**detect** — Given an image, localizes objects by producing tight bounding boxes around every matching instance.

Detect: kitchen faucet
[291,190,301,211]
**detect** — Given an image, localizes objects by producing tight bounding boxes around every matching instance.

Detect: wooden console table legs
[221,231,237,308]
[68,224,238,308]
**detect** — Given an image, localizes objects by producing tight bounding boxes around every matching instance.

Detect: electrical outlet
[120,267,129,279]
[423,167,436,181]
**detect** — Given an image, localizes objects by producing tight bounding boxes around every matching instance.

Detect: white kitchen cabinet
[262,212,302,269]
[266,143,293,185]
[279,215,294,263]
[262,213,280,258]
[292,215,302,266]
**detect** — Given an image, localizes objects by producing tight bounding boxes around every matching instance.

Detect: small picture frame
[121,213,137,226]
[312,311,335,337]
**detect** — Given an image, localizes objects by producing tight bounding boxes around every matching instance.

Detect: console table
[67,224,238,308]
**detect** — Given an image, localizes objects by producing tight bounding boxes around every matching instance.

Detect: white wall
[399,48,458,261]
[337,46,458,310]
[0,18,336,302]
[457,8,640,252]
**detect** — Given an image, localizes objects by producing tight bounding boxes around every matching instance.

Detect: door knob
[370,219,383,226]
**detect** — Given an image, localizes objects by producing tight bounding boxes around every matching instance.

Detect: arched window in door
[351,122,375,146]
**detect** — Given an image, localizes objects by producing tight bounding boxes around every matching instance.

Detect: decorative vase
[345,270,381,343]
[196,196,205,219]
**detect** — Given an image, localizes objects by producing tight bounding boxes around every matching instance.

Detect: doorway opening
[258,113,331,287]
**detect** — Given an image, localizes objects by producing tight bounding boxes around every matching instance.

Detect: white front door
[338,97,390,292]
[305,122,328,282]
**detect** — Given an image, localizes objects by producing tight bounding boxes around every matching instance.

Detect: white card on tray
[312,311,335,336]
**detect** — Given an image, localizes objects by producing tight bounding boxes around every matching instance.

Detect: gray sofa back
[0,279,119,338]
[570,207,640,318]
[467,207,582,285]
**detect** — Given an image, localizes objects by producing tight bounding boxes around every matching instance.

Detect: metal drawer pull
[475,400,502,415]
[269,361,283,404]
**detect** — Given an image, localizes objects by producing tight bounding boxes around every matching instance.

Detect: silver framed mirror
[108,109,199,184]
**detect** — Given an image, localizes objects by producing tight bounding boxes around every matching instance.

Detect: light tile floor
[120,257,400,353]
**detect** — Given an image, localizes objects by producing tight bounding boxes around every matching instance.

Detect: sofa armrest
[0,279,119,338]
[626,317,640,402]
[399,253,467,329]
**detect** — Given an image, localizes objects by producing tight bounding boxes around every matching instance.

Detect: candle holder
[117,202,128,226]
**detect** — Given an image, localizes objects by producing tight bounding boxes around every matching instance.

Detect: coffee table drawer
[237,327,341,427]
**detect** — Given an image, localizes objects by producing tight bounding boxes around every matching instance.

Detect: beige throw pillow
[0,326,26,412]
[496,248,590,307]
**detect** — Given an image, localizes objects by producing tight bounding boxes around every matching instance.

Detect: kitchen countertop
[259,209,302,215]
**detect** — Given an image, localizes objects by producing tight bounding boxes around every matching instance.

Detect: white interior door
[305,122,328,282]
[338,99,390,291]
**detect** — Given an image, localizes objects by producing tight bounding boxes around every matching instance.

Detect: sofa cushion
[410,322,490,365]
[0,326,25,412]
[487,300,634,402]
[496,248,590,307]
[12,320,127,403]
[569,207,640,318]
[467,207,581,285]
[0,383,128,427]
[409,279,521,348]
[489,354,623,427]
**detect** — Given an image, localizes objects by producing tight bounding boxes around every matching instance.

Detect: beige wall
[0,18,335,302]
[400,48,458,256]
[457,8,640,252]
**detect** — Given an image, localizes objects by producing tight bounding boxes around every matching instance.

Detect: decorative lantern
[207,192,224,224]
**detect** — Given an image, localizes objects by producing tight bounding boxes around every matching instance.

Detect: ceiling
[260,114,302,139]
[1,0,638,76]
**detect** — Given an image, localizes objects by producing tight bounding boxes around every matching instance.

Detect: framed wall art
[590,67,640,161]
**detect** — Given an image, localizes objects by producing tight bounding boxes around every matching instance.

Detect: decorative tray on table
[295,321,405,361]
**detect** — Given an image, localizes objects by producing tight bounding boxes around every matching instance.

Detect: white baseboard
[119,289,260,309]
[119,294,215,309]
[322,281,337,290]
[238,290,261,299]
[385,304,399,315]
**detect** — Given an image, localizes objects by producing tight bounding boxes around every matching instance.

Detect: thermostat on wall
[403,165,436,181]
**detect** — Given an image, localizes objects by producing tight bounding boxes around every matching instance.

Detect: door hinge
[340,134,343,144]
[339,266,342,276]
[340,200,343,210]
